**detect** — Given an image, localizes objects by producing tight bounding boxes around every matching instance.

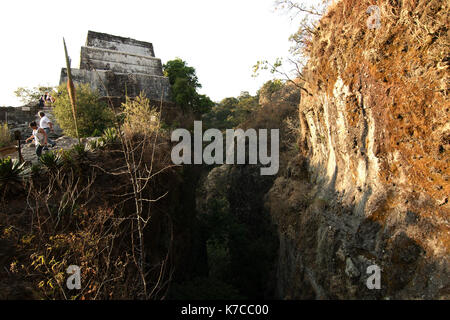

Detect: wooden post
[14,131,24,163]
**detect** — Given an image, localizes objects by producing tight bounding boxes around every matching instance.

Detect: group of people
[38,92,55,108]
[25,112,57,158]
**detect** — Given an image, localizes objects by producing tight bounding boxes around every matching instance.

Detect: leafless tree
[254,1,332,93]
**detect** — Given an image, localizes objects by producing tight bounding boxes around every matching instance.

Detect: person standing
[45,92,55,105]
[38,111,56,149]
[38,94,45,108]
[25,121,48,158]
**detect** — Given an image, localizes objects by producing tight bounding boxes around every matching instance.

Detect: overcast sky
[0,0,306,106]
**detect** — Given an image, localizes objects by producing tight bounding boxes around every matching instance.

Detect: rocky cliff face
[266,0,448,299]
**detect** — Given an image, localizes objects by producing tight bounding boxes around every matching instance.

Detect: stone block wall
[80,47,164,75]
[60,69,171,102]
[60,31,171,103]
[86,31,155,57]
[0,105,39,126]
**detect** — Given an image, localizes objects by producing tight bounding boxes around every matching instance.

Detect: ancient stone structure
[0,105,39,127]
[60,31,171,103]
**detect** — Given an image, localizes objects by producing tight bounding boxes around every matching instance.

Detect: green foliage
[52,84,115,138]
[71,143,88,159]
[163,58,200,88]
[0,123,12,148]
[102,128,118,144]
[194,93,215,115]
[203,91,259,130]
[39,151,63,171]
[0,157,27,192]
[88,138,104,151]
[91,129,102,137]
[87,128,119,151]
[60,149,75,168]
[30,163,41,177]
[14,86,55,104]
[160,120,180,132]
[163,58,214,116]
[259,79,284,96]
[252,58,283,78]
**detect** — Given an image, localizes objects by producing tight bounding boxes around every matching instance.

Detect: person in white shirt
[38,111,56,148]
[25,121,48,158]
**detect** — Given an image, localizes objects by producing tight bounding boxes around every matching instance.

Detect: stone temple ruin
[60,31,172,104]
[0,31,175,157]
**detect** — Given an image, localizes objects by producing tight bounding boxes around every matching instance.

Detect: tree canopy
[163,58,214,117]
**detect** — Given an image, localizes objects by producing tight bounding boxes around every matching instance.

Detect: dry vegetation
[0,123,12,148]
[301,0,449,212]
[0,96,181,299]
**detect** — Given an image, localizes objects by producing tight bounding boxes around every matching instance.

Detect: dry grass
[0,123,12,148]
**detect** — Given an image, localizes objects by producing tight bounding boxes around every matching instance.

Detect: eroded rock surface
[266,0,449,299]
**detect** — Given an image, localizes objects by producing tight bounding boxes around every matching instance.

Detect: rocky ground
[6,106,82,163]
[15,136,81,163]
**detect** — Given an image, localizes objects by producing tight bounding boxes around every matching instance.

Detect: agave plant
[39,151,63,171]
[88,138,106,151]
[72,143,88,159]
[0,157,27,192]
[30,163,41,177]
[102,127,118,145]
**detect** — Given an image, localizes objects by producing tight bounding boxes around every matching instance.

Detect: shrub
[88,138,105,151]
[0,157,27,193]
[102,128,118,145]
[122,93,160,136]
[52,83,115,138]
[39,151,63,171]
[0,123,12,148]
[258,79,284,103]
[71,143,89,159]
[203,92,259,130]
[91,128,102,137]
[30,163,41,177]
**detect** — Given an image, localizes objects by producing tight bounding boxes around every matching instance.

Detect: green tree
[52,84,115,138]
[163,58,214,116]
[203,91,259,130]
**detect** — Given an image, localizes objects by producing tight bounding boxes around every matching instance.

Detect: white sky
[0,0,306,106]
